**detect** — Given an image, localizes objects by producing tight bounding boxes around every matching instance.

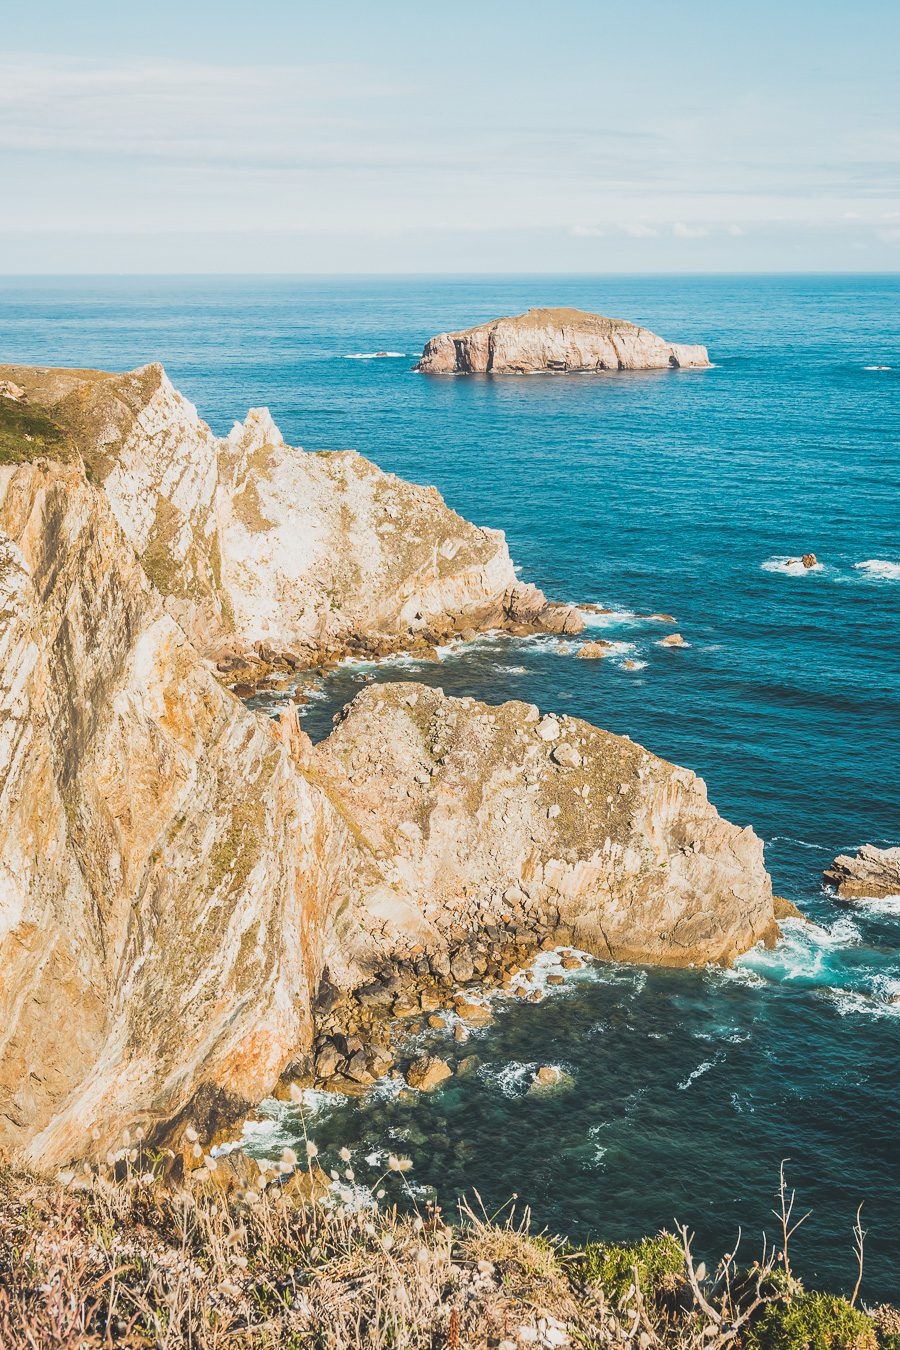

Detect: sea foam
[854,559,900,581]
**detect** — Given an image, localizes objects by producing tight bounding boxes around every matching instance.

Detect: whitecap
[853,559,900,582]
[863,365,892,371]
[768,836,830,851]
[343,351,407,359]
[579,608,639,628]
[677,1052,724,1090]
[479,1061,539,1098]
[761,555,824,576]
[859,893,900,917]
[822,988,900,1020]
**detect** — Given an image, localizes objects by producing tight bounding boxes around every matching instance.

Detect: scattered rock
[560,955,583,970]
[576,640,612,660]
[0,380,26,401]
[801,553,817,569]
[551,742,582,769]
[660,633,688,648]
[405,1055,453,1091]
[536,715,562,742]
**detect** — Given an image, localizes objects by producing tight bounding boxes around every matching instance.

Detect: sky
[2,0,899,273]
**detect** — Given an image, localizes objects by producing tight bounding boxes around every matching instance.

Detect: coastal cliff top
[447,306,637,338]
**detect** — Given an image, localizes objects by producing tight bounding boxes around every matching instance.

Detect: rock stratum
[414,307,710,374]
[0,365,773,1167]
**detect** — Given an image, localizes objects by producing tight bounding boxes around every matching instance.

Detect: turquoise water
[2,275,898,1298]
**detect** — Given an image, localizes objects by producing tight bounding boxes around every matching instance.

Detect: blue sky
[2,0,899,272]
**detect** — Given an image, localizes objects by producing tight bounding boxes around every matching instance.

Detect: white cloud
[672,222,710,239]
[623,223,659,238]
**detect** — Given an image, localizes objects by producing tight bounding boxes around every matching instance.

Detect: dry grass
[0,1147,893,1350]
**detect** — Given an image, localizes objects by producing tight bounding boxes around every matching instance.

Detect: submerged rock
[528,1065,575,1095]
[824,845,900,900]
[415,308,710,375]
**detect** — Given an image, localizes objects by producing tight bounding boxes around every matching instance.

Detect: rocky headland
[0,365,774,1169]
[414,307,710,374]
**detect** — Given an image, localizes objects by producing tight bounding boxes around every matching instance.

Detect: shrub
[744,1291,877,1350]
[577,1231,684,1303]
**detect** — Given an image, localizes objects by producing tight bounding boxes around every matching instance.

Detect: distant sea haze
[2,272,898,1299]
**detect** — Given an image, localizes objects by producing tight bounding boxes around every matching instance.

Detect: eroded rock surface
[0,363,571,658]
[315,683,775,967]
[824,846,900,900]
[415,308,710,375]
[0,370,776,1168]
[0,460,375,1167]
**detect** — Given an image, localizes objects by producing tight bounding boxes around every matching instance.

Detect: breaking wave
[761,555,825,576]
[853,559,900,582]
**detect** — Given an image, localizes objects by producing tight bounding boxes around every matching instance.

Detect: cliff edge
[415,307,710,374]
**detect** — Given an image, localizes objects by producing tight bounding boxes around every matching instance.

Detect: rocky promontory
[0,362,579,662]
[415,307,710,374]
[0,364,774,1168]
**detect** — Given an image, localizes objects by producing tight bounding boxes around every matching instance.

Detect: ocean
[2,273,898,1299]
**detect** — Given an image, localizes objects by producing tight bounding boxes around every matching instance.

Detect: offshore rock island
[0,363,772,1168]
[414,306,711,374]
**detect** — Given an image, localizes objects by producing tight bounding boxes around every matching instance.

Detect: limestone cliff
[0,373,775,1170]
[0,458,377,1167]
[415,307,710,374]
[0,363,577,658]
[315,684,774,967]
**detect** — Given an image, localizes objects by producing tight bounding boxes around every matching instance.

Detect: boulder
[824,846,900,900]
[801,553,817,569]
[660,633,688,648]
[576,640,612,660]
[405,1056,453,1091]
[527,1065,575,1095]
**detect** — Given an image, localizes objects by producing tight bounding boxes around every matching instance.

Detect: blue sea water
[1,274,898,1299]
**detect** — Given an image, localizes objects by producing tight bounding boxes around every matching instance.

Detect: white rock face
[415,308,710,374]
[0,460,381,1166]
[0,363,565,658]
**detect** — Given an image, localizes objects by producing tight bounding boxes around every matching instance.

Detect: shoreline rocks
[415,307,710,375]
[824,845,900,900]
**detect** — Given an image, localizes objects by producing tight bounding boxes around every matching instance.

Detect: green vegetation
[0,398,75,465]
[0,1157,895,1349]
[745,1291,877,1349]
[576,1231,684,1302]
